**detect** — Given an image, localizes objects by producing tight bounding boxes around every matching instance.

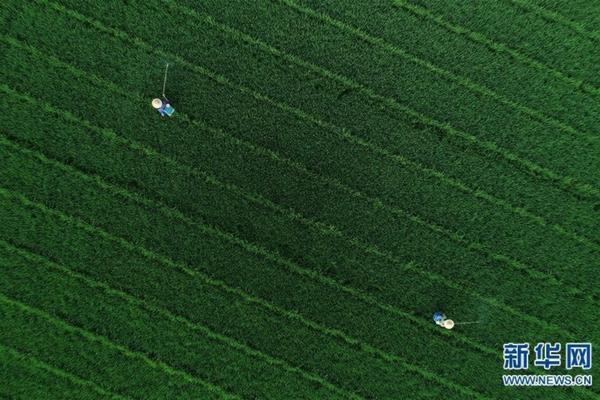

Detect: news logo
[502,342,592,387]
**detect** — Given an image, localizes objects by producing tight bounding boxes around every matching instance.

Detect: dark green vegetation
[0,0,598,398]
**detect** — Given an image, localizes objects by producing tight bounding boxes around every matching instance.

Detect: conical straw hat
[443,319,455,330]
[152,98,163,109]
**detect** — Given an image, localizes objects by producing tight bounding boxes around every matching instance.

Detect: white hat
[152,98,163,109]
[443,319,455,330]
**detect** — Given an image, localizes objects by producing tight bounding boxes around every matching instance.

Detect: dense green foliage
[0,0,598,398]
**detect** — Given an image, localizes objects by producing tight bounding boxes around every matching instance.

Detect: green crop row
[0,292,227,400]
[45,0,600,201]
[413,0,600,87]
[0,344,124,400]
[1,79,596,378]
[2,34,596,314]
[519,0,600,35]
[1,1,597,398]
[1,55,595,347]
[1,36,596,342]
[0,3,597,296]
[162,2,598,178]
[24,0,600,253]
[0,195,481,400]
[0,245,361,400]
[274,0,600,139]
[1,136,546,395]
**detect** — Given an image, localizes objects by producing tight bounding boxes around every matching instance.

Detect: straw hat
[443,319,455,330]
[152,98,163,109]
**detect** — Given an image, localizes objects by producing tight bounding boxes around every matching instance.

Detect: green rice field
[1,0,599,398]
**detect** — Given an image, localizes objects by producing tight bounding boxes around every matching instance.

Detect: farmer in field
[152,63,175,117]
[433,311,454,329]
[152,97,175,117]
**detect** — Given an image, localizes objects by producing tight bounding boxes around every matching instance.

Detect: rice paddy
[0,0,598,399]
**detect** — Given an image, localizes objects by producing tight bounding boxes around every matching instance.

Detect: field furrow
[278,0,600,134]
[1,0,597,397]
[518,0,600,35]
[2,29,593,306]
[413,0,600,87]
[2,79,596,345]
[2,1,596,290]
[0,193,492,399]
[0,294,233,400]
[0,344,128,400]
[0,245,366,400]
[2,51,596,338]
[49,0,600,196]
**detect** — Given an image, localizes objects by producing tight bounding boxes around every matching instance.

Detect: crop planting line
[36,2,600,201]
[0,78,586,341]
[165,1,600,251]
[0,181,587,398]
[0,190,492,400]
[0,292,240,400]
[270,0,596,144]
[0,135,518,362]
[0,134,506,359]
[0,118,586,386]
[4,42,597,299]
[507,0,600,43]
[9,37,600,301]
[271,1,600,197]
[0,240,363,400]
[0,83,586,340]
[30,4,600,286]
[2,64,589,329]
[8,14,596,298]
[3,131,588,371]
[0,343,130,400]
[391,0,600,96]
